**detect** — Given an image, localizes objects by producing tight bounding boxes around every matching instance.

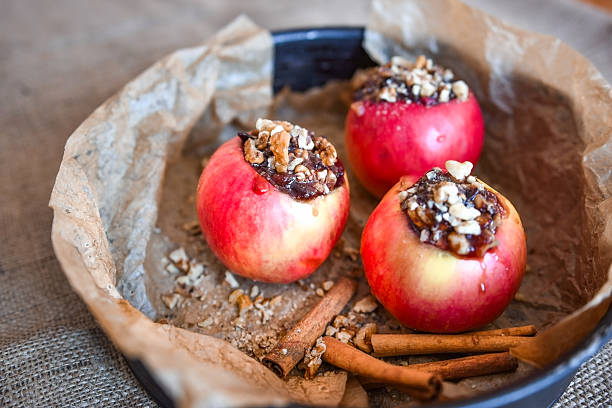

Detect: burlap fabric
[1,1,610,407]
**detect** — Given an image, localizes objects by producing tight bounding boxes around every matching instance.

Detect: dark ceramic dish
[126,27,612,408]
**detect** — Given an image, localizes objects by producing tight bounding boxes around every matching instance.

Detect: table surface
[1,1,611,407]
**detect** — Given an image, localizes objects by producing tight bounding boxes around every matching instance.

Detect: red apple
[345,93,484,197]
[361,174,526,333]
[196,136,350,283]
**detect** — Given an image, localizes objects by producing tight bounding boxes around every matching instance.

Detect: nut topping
[399,161,506,257]
[240,119,345,201]
[353,55,471,105]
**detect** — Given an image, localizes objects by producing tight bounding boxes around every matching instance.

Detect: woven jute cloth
[1,1,610,407]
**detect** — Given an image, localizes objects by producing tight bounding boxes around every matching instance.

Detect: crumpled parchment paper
[50,1,612,406]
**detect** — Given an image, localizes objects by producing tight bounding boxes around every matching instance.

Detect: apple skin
[361,177,526,333]
[196,137,350,283]
[345,92,484,197]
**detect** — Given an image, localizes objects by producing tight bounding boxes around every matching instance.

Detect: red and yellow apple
[345,93,484,197]
[361,177,526,333]
[196,137,350,283]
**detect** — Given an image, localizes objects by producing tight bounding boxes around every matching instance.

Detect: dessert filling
[399,161,506,257]
[353,55,470,106]
[239,119,345,201]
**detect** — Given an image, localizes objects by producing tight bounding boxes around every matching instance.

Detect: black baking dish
[126,27,612,408]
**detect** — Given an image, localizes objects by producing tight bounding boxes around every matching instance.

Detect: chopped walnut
[445,160,473,181]
[332,315,349,329]
[354,55,470,106]
[343,246,360,261]
[398,161,505,257]
[161,293,181,310]
[322,280,334,291]
[239,119,344,201]
[269,130,290,172]
[168,247,189,271]
[314,136,338,167]
[244,139,265,164]
[354,323,377,353]
[236,294,253,316]
[303,337,327,379]
[224,271,240,288]
[353,295,378,313]
[452,80,469,101]
[336,330,354,344]
[181,220,201,236]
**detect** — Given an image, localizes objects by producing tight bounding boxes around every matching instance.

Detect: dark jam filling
[402,169,506,258]
[238,131,345,201]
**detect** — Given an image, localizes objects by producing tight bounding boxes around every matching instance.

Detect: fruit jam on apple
[239,119,345,201]
[353,55,470,106]
[399,161,506,257]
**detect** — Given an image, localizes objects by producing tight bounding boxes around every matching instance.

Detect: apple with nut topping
[345,55,484,197]
[196,119,350,283]
[361,160,526,333]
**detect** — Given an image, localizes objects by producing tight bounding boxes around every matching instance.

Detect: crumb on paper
[161,293,182,310]
[353,295,378,313]
[225,270,240,288]
[343,246,360,261]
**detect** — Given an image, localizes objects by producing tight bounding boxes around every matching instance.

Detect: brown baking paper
[49,2,612,407]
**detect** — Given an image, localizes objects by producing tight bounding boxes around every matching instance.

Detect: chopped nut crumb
[445,160,473,181]
[224,271,240,288]
[452,80,469,101]
[315,288,325,297]
[168,247,189,271]
[322,281,334,291]
[343,246,360,261]
[353,295,378,313]
[303,337,326,379]
[181,221,201,236]
[336,330,354,344]
[229,289,245,304]
[244,138,265,165]
[161,293,181,310]
[354,323,377,353]
[269,295,283,307]
[332,315,349,329]
[325,326,338,336]
[197,317,214,328]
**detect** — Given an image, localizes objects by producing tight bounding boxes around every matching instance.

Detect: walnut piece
[270,130,290,172]
[445,160,473,181]
[244,139,264,164]
[353,295,378,313]
[354,323,377,353]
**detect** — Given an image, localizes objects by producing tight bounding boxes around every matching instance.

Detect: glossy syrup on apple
[252,177,269,195]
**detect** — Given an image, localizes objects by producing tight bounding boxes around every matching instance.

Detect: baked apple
[345,55,484,197]
[196,119,350,283]
[361,160,526,333]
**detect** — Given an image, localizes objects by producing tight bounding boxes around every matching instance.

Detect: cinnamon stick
[371,334,530,356]
[409,352,518,380]
[263,277,357,377]
[322,336,442,400]
[359,352,517,385]
[468,325,536,337]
